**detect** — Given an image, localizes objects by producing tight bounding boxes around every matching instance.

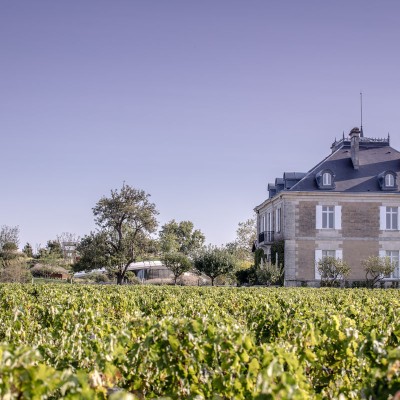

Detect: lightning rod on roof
[360,91,364,137]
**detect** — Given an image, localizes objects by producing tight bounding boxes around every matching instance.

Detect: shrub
[317,257,350,287]
[256,260,283,286]
[362,256,395,288]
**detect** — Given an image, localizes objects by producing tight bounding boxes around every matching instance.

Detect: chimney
[349,127,360,170]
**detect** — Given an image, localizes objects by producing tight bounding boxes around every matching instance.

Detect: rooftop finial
[360,91,364,137]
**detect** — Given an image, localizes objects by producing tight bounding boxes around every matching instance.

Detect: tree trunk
[116,273,123,285]
[211,277,215,286]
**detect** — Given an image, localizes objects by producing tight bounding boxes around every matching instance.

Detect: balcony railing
[258,231,274,244]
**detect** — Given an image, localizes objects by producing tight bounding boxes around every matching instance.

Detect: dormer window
[385,173,395,187]
[323,172,332,186]
[378,171,398,191]
[316,169,335,189]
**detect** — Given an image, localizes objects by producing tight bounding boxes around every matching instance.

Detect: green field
[1,284,400,399]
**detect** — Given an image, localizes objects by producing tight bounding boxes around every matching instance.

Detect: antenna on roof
[360,91,364,137]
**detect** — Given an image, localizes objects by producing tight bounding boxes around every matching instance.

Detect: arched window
[315,169,335,189]
[323,172,332,186]
[385,173,395,187]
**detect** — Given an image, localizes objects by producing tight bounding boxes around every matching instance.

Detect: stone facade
[255,131,400,286]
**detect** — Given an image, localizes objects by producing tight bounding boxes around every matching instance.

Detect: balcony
[258,231,274,244]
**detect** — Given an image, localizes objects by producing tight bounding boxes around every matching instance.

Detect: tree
[362,256,395,288]
[75,184,158,284]
[317,257,351,287]
[194,246,237,286]
[159,220,205,256]
[0,225,19,251]
[226,218,256,272]
[22,243,33,258]
[234,218,256,262]
[163,252,192,284]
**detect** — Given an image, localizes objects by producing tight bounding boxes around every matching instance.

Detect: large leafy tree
[194,246,237,286]
[159,220,205,257]
[162,252,192,284]
[75,184,158,284]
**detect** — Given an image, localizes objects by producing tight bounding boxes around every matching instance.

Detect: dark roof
[290,141,400,192]
[283,172,307,180]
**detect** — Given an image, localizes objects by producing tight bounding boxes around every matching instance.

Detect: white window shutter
[398,207,400,230]
[336,249,343,260]
[334,206,342,230]
[380,206,386,230]
[316,206,322,229]
[315,250,322,280]
[379,250,386,258]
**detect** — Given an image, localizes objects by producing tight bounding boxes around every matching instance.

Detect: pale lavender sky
[1,1,400,249]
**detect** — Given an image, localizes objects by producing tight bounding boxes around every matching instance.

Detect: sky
[1,1,400,250]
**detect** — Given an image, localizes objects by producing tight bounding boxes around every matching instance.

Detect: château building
[254,127,400,286]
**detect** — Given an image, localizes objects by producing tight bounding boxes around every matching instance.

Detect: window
[386,250,399,278]
[315,169,335,189]
[259,213,266,233]
[385,174,395,187]
[275,208,281,233]
[322,250,336,258]
[322,206,334,229]
[380,206,399,230]
[316,205,342,230]
[323,172,332,186]
[378,171,397,191]
[315,249,343,280]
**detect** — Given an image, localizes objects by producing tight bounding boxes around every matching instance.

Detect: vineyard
[1,285,400,399]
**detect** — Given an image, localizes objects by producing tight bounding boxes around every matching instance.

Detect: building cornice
[255,191,400,212]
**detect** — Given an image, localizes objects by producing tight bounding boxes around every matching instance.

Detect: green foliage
[194,246,237,286]
[0,242,19,261]
[76,183,159,284]
[270,240,284,266]
[235,266,256,285]
[22,243,33,258]
[124,271,141,285]
[227,218,256,264]
[162,252,192,284]
[317,257,351,287]
[255,260,283,286]
[158,219,205,256]
[0,260,31,283]
[362,256,395,288]
[1,285,400,398]
[0,225,19,251]
[254,248,265,268]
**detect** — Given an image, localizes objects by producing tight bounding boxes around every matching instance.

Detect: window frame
[275,207,281,233]
[316,205,342,230]
[386,206,398,231]
[322,172,332,186]
[322,206,335,229]
[386,250,400,279]
[315,249,343,280]
[385,173,395,187]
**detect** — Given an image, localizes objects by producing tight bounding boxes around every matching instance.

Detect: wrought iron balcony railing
[258,231,274,244]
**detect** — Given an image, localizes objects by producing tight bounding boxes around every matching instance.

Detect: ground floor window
[386,250,400,278]
[315,249,342,280]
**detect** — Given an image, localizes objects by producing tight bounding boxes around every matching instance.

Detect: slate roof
[290,140,400,193]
